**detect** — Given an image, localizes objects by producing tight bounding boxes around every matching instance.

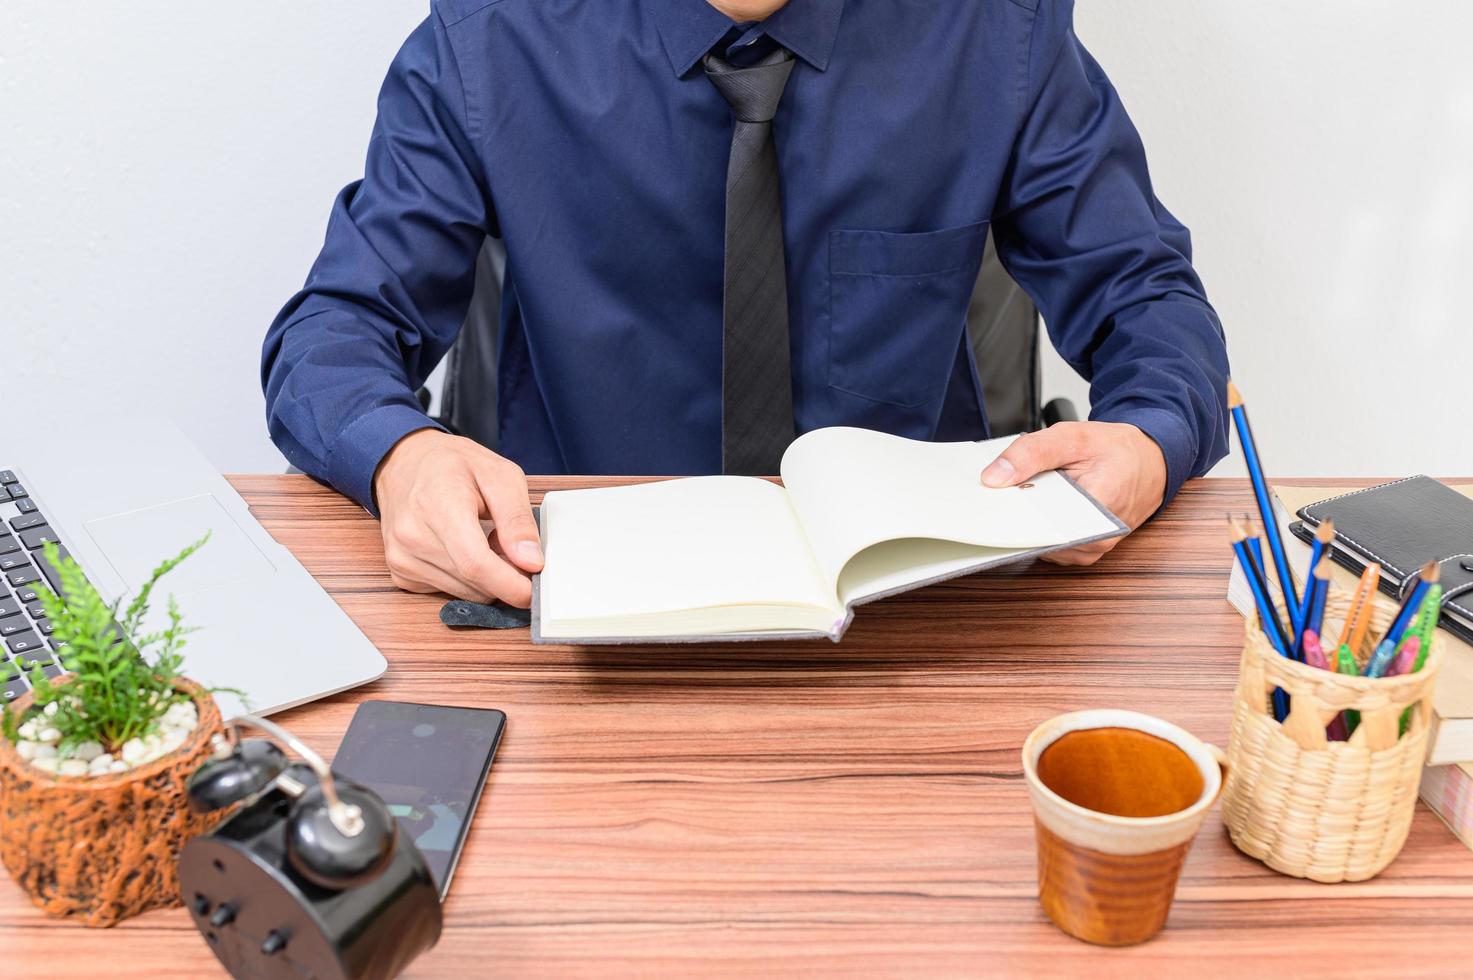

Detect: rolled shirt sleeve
[991,0,1231,503]
[261,12,489,513]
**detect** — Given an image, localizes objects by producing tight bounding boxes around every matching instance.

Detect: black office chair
[431,232,1075,449]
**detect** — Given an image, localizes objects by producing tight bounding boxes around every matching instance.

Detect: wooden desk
[3,477,1470,977]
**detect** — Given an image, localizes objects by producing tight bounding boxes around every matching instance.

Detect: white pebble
[18,719,37,740]
[58,759,89,777]
[90,752,114,769]
[32,743,57,759]
[38,727,61,744]
[16,740,38,761]
[31,757,59,774]
[120,738,147,764]
[109,760,129,773]
[73,741,104,763]
[43,701,59,717]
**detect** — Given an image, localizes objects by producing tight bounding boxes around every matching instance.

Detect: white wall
[1,1,426,473]
[1054,0,1473,477]
[4,2,1470,477]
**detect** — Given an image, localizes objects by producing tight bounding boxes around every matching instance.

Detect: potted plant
[0,536,231,927]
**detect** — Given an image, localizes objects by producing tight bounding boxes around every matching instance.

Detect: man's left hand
[979,421,1166,566]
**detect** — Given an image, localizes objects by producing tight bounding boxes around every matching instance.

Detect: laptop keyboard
[0,468,76,701]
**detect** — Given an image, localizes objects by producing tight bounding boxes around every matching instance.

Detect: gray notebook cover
[530,474,1126,645]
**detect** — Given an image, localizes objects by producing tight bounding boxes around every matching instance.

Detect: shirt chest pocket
[827,219,990,409]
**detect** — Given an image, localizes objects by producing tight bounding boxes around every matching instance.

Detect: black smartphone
[331,701,505,900]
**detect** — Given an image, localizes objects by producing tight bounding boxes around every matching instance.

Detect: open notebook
[532,427,1125,643]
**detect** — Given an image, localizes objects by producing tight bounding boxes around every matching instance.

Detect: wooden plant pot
[0,678,227,927]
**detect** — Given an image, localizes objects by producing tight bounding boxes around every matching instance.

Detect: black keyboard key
[0,487,9,502]
[36,618,53,636]
[0,596,19,619]
[41,663,64,680]
[0,470,16,485]
[26,601,45,619]
[6,566,40,588]
[15,650,51,670]
[7,485,27,500]
[5,631,43,656]
[0,535,18,556]
[9,513,46,533]
[0,553,30,573]
[16,584,40,604]
[19,525,59,551]
[1,660,19,682]
[3,675,28,702]
[14,498,37,515]
[32,545,70,596]
[0,614,29,637]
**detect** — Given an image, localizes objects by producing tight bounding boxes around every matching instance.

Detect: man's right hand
[372,429,543,607]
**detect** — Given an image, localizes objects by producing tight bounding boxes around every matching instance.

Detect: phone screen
[331,701,505,899]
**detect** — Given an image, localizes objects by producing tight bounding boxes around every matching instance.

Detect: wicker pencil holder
[1220,589,1443,883]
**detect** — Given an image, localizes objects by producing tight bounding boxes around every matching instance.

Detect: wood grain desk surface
[4,476,1471,978]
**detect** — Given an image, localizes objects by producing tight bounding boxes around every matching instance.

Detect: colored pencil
[1334,642,1360,737]
[1412,583,1444,670]
[1337,563,1381,654]
[1385,560,1441,651]
[1390,635,1422,677]
[1240,515,1289,642]
[1230,517,1291,721]
[1302,629,1328,670]
[1304,556,1332,645]
[1295,519,1335,642]
[1227,381,1300,624]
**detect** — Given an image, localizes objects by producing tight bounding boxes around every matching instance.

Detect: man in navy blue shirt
[263,0,1230,608]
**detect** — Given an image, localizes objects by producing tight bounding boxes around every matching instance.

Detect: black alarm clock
[179,714,443,980]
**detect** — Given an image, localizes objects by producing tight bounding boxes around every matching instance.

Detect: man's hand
[980,421,1166,566]
[373,429,543,606]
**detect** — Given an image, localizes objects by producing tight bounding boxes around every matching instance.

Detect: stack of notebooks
[1226,478,1473,851]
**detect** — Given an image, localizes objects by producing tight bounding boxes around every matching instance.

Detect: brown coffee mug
[1021,709,1227,946]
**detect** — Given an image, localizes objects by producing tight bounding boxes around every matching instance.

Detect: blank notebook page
[538,476,834,624]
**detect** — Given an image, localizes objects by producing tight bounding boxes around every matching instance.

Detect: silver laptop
[1,422,386,717]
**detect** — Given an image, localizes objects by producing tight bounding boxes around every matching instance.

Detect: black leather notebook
[1289,476,1473,645]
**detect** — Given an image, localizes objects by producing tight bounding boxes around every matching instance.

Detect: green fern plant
[2,535,225,753]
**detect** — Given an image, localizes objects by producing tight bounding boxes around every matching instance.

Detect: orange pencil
[1338,563,1381,654]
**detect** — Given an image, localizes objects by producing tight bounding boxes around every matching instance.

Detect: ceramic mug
[1021,709,1227,946]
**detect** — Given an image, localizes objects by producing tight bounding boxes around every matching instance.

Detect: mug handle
[1206,743,1230,805]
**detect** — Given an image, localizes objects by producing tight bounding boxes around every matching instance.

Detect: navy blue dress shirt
[263,0,1230,513]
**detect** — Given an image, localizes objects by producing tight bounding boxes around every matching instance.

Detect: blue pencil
[1303,557,1331,651]
[1231,518,1291,721]
[1364,560,1441,676]
[1228,381,1300,626]
[1294,519,1335,646]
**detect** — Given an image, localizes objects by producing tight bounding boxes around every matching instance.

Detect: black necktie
[703,47,796,475]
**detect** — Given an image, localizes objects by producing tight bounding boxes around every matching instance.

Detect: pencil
[1227,381,1300,624]
[1385,560,1441,650]
[1306,556,1332,641]
[1231,516,1292,722]
[1302,629,1328,670]
[1334,642,1360,738]
[1236,515,1289,645]
[1364,564,1432,678]
[1337,563,1381,654]
[1296,519,1335,642]
[1390,635,1422,677]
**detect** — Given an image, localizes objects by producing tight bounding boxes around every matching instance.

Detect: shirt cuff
[326,403,445,516]
[1094,405,1197,508]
